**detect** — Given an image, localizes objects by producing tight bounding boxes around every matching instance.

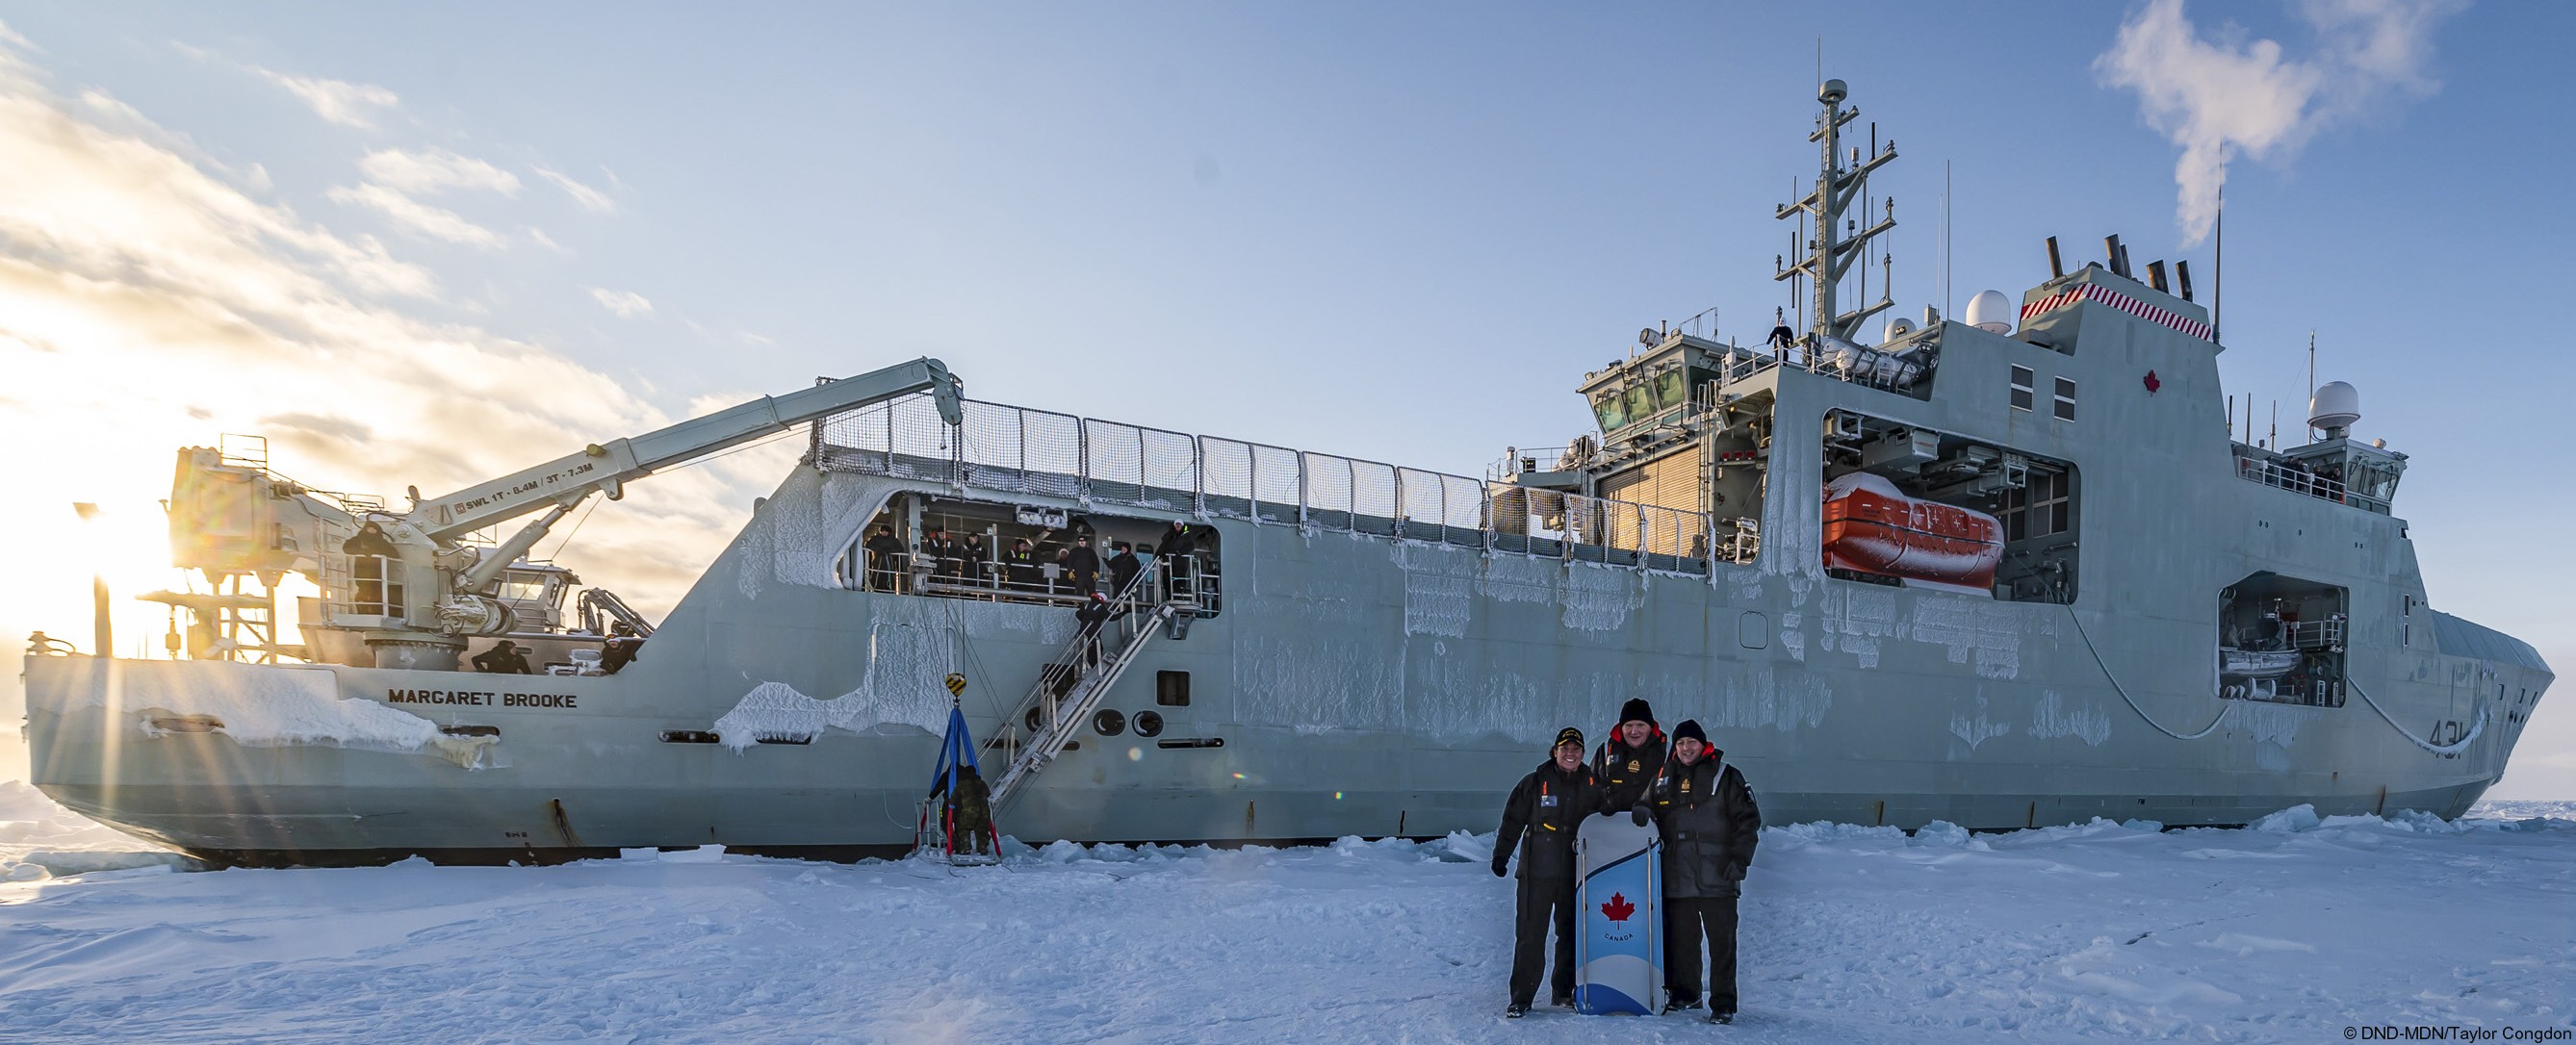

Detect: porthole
[1094,708,1125,736]
[1133,710,1164,738]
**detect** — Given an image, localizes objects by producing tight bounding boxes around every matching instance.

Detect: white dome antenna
[1965,290,2014,333]
[2308,381,2360,438]
[1885,316,1916,342]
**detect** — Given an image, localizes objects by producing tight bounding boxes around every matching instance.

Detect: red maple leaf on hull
[1601,893,1636,922]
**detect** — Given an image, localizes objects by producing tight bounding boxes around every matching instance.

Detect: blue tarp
[929,704,982,798]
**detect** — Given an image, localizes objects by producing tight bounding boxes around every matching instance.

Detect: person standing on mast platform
[1766,308,1797,364]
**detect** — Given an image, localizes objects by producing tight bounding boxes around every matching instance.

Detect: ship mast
[1775,78,1897,342]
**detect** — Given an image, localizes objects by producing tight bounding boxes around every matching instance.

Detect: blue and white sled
[1574,812,1663,1015]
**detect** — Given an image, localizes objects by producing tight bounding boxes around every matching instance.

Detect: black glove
[1491,854,1508,878]
[1631,805,1650,827]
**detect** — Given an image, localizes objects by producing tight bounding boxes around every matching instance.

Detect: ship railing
[810,395,1725,577]
[2286,617,2345,651]
[2233,452,2348,505]
[1487,446,1573,483]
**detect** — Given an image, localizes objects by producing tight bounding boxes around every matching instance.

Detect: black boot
[1663,996,1702,1014]
[1506,1002,1530,1018]
[1710,1009,1735,1024]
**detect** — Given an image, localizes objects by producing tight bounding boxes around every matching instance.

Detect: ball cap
[1553,726,1585,752]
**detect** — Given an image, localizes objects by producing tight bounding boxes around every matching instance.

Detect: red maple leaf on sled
[1600,893,1636,923]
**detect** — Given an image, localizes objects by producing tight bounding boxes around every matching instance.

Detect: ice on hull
[23,454,2531,863]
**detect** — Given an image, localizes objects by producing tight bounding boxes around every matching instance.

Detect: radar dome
[1885,316,1916,342]
[1965,290,2014,333]
[2308,381,2361,434]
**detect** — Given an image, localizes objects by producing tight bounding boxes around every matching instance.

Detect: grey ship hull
[25,346,2551,864]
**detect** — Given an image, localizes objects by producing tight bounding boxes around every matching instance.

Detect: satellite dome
[1885,316,1916,342]
[1965,290,2014,333]
[2308,381,2361,434]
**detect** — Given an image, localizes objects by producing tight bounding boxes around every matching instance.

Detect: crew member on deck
[964,533,992,587]
[1156,521,1200,600]
[1107,541,1143,599]
[1494,726,1610,1018]
[863,524,906,592]
[1766,309,1797,363]
[472,640,533,675]
[1066,534,1100,596]
[602,624,644,675]
[1004,539,1040,593]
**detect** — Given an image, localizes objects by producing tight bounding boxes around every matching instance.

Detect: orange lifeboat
[1820,472,2003,595]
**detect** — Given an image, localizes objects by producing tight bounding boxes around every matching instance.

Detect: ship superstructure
[23,81,2549,865]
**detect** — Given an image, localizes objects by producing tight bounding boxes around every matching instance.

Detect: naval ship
[23,81,2552,866]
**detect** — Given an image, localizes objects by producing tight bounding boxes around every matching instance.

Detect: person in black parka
[1065,534,1100,596]
[863,524,907,592]
[1106,541,1143,599]
[1004,539,1041,592]
[1493,726,1612,1017]
[1591,697,1666,812]
[1642,719,1761,1023]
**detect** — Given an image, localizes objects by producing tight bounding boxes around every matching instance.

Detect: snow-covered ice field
[2,780,2569,1045]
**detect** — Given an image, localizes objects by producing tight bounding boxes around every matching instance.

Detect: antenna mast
[1776,78,1896,342]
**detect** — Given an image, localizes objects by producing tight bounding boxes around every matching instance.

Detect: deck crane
[160,357,960,669]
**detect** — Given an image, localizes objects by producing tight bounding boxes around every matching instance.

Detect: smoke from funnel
[2096,0,2463,246]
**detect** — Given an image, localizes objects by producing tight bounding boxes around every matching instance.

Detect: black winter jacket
[1495,759,1610,880]
[1592,734,1666,812]
[1645,752,1762,899]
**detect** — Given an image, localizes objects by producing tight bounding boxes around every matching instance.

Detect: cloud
[0,19,33,52]
[170,40,399,130]
[0,32,773,715]
[535,166,616,213]
[2096,0,2464,244]
[358,147,521,196]
[589,286,653,318]
[327,182,505,247]
[256,68,399,129]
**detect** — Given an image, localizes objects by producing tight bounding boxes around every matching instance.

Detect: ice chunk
[2249,804,2322,832]
[659,845,726,864]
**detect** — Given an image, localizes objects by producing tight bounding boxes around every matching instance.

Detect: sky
[0,1,2567,793]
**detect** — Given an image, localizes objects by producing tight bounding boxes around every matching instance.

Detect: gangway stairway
[990,560,1201,806]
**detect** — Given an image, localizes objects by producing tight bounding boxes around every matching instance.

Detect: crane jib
[410,356,955,541]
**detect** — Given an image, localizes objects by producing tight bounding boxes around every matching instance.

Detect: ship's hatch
[836,492,1219,614]
[2216,573,2348,706]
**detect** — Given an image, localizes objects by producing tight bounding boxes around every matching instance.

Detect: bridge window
[2053,377,2077,421]
[2010,366,2035,411]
